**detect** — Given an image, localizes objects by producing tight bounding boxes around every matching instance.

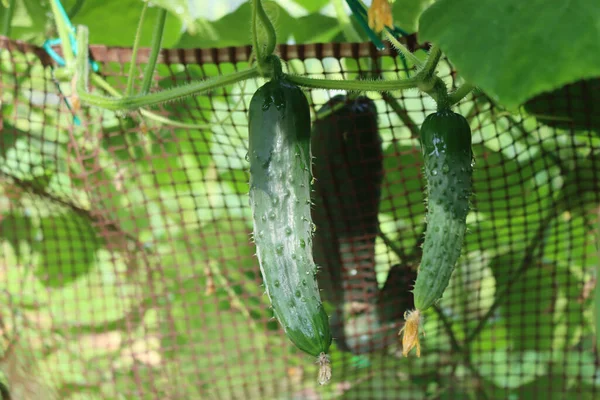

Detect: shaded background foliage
[0,0,599,399]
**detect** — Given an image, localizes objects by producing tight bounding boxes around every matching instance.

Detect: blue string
[43,0,100,73]
[44,0,101,126]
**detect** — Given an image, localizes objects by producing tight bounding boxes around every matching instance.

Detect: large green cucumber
[413,110,473,311]
[248,77,332,361]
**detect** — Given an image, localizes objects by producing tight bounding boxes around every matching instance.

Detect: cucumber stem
[140,8,167,95]
[76,25,259,111]
[448,82,475,106]
[384,30,422,68]
[126,2,148,96]
[252,0,278,75]
[285,74,420,92]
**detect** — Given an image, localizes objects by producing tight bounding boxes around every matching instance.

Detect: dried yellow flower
[316,352,332,385]
[368,0,394,33]
[399,309,423,357]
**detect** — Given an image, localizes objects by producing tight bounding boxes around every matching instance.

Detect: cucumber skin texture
[413,110,473,311]
[248,78,332,357]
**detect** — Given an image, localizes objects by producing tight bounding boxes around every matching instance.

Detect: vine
[60,0,476,116]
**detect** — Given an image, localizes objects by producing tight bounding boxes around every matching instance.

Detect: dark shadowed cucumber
[311,95,383,307]
[248,77,332,372]
[313,94,410,355]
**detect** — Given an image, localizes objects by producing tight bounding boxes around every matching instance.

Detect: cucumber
[248,77,332,379]
[413,109,472,310]
[311,95,382,307]
[312,94,390,354]
[402,109,472,357]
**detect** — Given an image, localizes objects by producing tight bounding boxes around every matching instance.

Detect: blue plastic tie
[44,0,101,126]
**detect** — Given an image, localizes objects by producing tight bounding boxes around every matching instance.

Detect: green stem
[76,25,259,111]
[126,2,148,96]
[285,73,420,92]
[416,44,442,81]
[448,82,475,107]
[90,73,223,129]
[2,0,15,37]
[252,0,277,73]
[140,8,167,95]
[378,230,407,261]
[50,0,75,68]
[419,77,450,111]
[384,30,422,68]
[332,0,362,43]
[251,0,263,67]
[255,0,277,59]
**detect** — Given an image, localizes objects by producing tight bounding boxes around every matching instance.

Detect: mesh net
[0,37,599,400]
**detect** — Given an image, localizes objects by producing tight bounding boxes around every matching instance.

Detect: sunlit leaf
[419,0,600,108]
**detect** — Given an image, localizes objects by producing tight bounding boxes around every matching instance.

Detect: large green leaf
[0,212,34,262]
[392,0,433,33]
[489,252,583,351]
[148,0,197,34]
[0,0,49,44]
[71,0,183,47]
[176,3,341,47]
[524,78,600,133]
[418,0,600,109]
[33,211,102,288]
[290,0,330,13]
[473,350,550,389]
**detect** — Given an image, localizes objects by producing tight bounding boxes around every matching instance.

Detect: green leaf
[175,3,338,47]
[290,0,329,13]
[524,78,600,133]
[71,0,183,47]
[418,0,600,108]
[148,0,197,34]
[489,253,583,351]
[472,350,550,389]
[0,0,48,44]
[0,122,20,158]
[392,0,433,33]
[482,375,597,399]
[293,13,342,44]
[0,212,34,262]
[33,211,102,288]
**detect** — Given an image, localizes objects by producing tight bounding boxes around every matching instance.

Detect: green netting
[0,38,599,399]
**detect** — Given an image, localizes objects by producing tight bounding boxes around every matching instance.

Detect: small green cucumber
[412,109,473,311]
[248,77,332,362]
